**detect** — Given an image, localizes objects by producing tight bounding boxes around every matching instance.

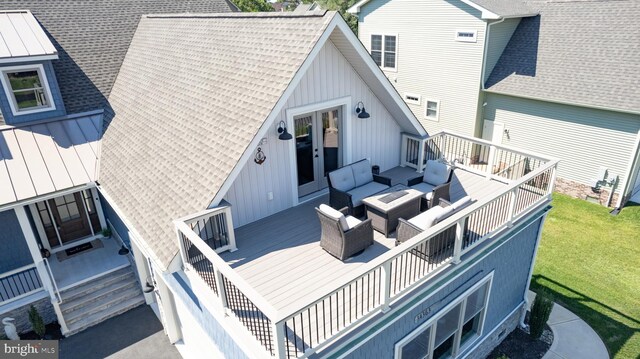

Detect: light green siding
[484,18,520,83]
[484,93,640,193]
[358,0,485,136]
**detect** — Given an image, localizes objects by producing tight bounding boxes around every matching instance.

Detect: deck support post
[381,261,392,313]
[213,267,229,313]
[416,139,426,173]
[507,187,519,227]
[224,207,238,252]
[272,320,287,359]
[453,219,465,264]
[486,145,497,180]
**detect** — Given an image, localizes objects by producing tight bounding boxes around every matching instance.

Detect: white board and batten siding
[224,39,403,227]
[484,18,521,83]
[358,0,486,136]
[484,93,640,193]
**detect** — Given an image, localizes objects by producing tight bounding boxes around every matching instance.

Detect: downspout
[478,18,505,136]
[520,210,549,329]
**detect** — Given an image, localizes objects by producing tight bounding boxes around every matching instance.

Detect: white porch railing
[401,131,550,184]
[175,135,559,359]
[0,264,44,306]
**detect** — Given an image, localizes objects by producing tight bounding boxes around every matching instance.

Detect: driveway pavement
[59,305,180,359]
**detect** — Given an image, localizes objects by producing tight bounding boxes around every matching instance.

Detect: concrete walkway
[59,305,180,359]
[527,291,609,359]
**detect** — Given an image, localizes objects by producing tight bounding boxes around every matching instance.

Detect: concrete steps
[59,266,145,336]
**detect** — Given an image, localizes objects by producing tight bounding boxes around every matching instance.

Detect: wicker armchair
[316,205,374,260]
[408,160,453,211]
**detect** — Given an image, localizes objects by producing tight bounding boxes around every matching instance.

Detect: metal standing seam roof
[0,114,101,206]
[99,12,337,269]
[0,10,57,61]
[486,0,640,114]
[0,0,238,125]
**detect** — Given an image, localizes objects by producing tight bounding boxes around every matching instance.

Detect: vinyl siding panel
[484,93,640,193]
[342,211,544,359]
[484,18,520,83]
[358,0,486,136]
[0,209,34,273]
[224,40,403,227]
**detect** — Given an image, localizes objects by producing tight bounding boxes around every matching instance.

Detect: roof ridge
[144,10,331,19]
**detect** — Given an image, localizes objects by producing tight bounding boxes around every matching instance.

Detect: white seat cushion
[319,204,349,231]
[410,182,436,198]
[329,166,356,192]
[408,205,455,230]
[347,181,389,206]
[451,196,472,210]
[423,160,451,186]
[351,159,373,187]
[344,215,361,230]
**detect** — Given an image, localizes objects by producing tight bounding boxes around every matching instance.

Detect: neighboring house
[0,0,235,337]
[349,0,640,209]
[294,2,323,12]
[0,5,560,359]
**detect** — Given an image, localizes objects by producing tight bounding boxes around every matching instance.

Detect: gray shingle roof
[0,0,237,124]
[468,0,534,17]
[485,0,640,114]
[99,12,336,268]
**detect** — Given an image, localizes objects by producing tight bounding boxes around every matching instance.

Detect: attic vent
[404,93,421,105]
[455,30,477,43]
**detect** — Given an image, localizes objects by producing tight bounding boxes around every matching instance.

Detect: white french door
[295,107,342,197]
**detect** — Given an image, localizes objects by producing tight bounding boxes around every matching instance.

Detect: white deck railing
[176,133,559,359]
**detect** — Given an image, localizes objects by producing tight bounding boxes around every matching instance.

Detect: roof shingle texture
[469,0,534,17]
[0,0,237,124]
[99,12,335,268]
[486,0,640,113]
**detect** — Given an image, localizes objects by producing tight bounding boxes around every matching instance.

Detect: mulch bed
[487,324,553,359]
[19,322,64,340]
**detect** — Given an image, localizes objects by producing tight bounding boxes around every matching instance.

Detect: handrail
[175,220,279,320]
[0,263,37,280]
[42,258,62,304]
[275,158,558,322]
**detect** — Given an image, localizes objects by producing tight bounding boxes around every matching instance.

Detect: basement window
[0,64,55,116]
[404,93,421,105]
[455,30,477,43]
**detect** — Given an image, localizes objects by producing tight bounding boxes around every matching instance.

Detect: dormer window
[1,64,55,116]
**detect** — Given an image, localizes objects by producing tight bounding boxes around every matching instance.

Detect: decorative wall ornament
[3,317,19,340]
[254,147,266,165]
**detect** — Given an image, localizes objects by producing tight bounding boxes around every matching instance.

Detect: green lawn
[531,194,640,359]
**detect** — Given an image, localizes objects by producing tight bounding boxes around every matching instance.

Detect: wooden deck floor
[219,168,507,313]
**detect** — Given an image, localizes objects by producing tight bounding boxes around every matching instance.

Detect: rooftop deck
[220,168,507,313]
[174,131,559,359]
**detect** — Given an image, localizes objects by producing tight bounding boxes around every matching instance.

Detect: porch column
[13,206,56,299]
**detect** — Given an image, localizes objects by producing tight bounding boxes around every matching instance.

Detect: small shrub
[101,227,112,237]
[529,291,554,339]
[496,355,509,359]
[28,305,46,339]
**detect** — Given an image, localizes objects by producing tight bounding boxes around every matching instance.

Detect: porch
[47,237,130,290]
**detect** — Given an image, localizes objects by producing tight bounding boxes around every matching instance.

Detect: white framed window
[371,34,398,71]
[404,93,421,105]
[395,273,493,359]
[425,99,440,121]
[0,64,55,116]
[455,30,477,43]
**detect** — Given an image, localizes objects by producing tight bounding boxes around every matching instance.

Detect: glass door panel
[295,114,318,196]
[320,108,341,188]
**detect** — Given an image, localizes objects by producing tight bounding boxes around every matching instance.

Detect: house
[348,0,640,209]
[0,5,560,359]
[294,2,323,12]
[0,0,235,337]
[97,10,558,359]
